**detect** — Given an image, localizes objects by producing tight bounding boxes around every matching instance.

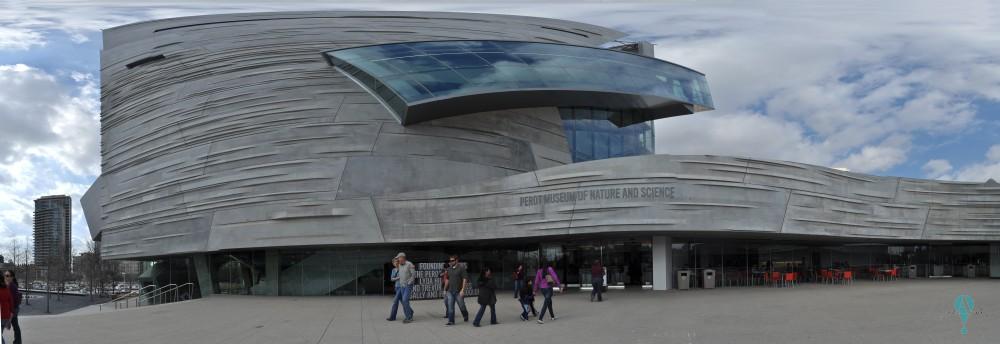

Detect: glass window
[431,53,490,68]
[325,40,713,124]
[559,107,655,162]
[383,77,431,102]
[411,70,466,96]
[383,56,446,74]
[476,52,527,66]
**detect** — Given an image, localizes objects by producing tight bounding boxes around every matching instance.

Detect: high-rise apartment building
[34,195,72,270]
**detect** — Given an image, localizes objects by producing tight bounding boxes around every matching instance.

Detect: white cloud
[654,111,829,165]
[925,144,1000,182]
[639,2,998,173]
[921,159,953,179]
[0,64,99,251]
[987,145,1000,162]
[0,26,44,50]
[0,64,100,176]
[953,164,1000,182]
[833,135,912,173]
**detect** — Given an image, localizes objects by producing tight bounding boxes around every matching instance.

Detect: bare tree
[23,236,31,305]
[6,239,20,269]
[81,240,100,301]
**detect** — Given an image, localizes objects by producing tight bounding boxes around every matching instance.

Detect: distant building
[116,261,141,276]
[72,254,85,274]
[33,195,72,271]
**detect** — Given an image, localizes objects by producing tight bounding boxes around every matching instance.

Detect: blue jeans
[445,290,468,323]
[399,285,414,320]
[513,280,523,298]
[520,300,535,319]
[538,288,554,320]
[388,286,403,320]
[473,303,496,325]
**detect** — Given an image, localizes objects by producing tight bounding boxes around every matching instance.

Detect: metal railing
[98,283,198,311]
[100,285,157,311]
[137,284,177,307]
[142,283,194,306]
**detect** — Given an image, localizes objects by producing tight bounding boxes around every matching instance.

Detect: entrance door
[604,241,651,289]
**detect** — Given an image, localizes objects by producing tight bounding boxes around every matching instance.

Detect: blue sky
[0,0,999,258]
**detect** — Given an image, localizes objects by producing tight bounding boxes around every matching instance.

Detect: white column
[653,236,672,290]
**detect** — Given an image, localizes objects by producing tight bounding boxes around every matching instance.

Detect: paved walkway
[16,293,109,316]
[21,279,998,344]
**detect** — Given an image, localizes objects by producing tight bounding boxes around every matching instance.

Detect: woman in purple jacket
[533,263,562,324]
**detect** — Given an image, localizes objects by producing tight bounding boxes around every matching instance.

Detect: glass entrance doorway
[549,239,652,290]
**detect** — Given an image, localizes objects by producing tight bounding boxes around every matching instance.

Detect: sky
[0,0,999,257]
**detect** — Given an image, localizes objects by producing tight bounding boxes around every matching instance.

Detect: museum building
[81,11,1000,298]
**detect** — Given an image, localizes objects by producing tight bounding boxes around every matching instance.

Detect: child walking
[519,279,537,321]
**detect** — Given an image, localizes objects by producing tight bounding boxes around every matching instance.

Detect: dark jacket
[9,281,19,313]
[519,283,534,303]
[476,275,497,305]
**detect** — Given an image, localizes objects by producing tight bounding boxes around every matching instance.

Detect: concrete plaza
[21,279,997,344]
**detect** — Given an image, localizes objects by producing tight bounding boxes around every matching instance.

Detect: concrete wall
[374,155,1000,243]
[83,11,623,259]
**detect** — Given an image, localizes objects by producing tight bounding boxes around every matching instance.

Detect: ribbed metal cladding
[84,11,624,259]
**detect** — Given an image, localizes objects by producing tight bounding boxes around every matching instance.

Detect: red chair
[842,271,854,285]
[820,269,834,284]
[783,272,796,287]
[769,272,781,287]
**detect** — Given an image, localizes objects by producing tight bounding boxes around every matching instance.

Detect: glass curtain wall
[207,241,991,296]
[137,257,200,302]
[559,107,655,162]
[671,239,991,287]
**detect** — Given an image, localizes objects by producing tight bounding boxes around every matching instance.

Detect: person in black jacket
[472,267,498,327]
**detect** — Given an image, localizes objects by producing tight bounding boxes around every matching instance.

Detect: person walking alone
[590,259,604,302]
[386,257,403,321]
[472,267,498,327]
[439,266,449,318]
[512,264,525,298]
[444,255,469,325]
[534,263,562,324]
[0,274,13,344]
[394,252,416,323]
[4,271,19,344]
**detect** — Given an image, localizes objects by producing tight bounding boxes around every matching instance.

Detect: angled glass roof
[324,40,713,126]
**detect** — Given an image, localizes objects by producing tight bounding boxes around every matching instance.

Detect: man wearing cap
[395,252,416,323]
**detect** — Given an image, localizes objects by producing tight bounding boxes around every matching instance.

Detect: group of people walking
[386,252,607,326]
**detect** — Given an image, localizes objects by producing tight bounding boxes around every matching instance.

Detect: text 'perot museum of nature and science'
[81,11,1000,298]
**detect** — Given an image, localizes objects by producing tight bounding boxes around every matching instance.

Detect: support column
[653,236,672,290]
[192,254,214,298]
[991,243,1000,278]
[266,250,280,295]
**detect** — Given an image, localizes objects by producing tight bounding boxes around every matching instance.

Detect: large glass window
[211,251,267,295]
[325,40,713,125]
[559,107,654,162]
